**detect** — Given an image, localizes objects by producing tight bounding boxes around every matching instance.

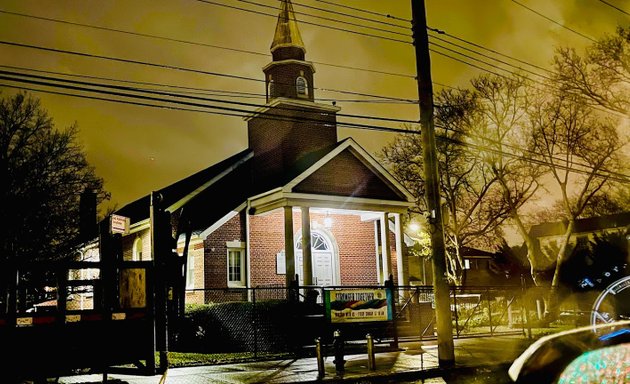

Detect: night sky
[0,0,627,211]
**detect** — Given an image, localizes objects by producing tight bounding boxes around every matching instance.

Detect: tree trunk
[544,220,575,321]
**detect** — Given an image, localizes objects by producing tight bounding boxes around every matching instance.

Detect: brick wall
[204,213,245,288]
[122,228,151,261]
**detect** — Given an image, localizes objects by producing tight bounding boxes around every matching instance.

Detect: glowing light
[409,222,420,231]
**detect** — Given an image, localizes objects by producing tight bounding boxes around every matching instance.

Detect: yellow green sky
[0,0,627,211]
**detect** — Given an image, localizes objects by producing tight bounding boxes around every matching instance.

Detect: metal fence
[180,283,538,356]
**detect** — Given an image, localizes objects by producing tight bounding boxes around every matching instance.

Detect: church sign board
[324,288,393,323]
[110,214,130,235]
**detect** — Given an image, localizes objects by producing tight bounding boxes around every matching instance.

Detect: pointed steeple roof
[270,0,305,53]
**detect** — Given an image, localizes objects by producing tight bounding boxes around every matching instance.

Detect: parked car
[508,320,630,383]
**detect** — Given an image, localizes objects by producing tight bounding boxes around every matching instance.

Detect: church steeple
[247,0,339,188]
[264,0,315,102]
[270,0,305,60]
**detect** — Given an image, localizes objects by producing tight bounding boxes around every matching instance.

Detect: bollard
[315,337,325,378]
[332,329,345,373]
[366,333,376,370]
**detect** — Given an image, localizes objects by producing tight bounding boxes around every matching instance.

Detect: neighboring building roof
[460,246,495,259]
[270,0,305,53]
[529,212,630,238]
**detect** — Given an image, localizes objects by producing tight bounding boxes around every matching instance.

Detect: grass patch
[166,351,294,367]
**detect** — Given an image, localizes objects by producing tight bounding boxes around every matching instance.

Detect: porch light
[409,222,420,232]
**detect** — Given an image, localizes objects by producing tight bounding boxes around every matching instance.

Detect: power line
[313,0,410,23]
[596,0,630,17]
[236,0,410,37]
[290,0,409,30]
[3,76,627,184]
[427,26,552,74]
[511,0,598,42]
[0,9,415,79]
[428,37,552,81]
[0,71,418,129]
[0,65,418,104]
[0,81,417,135]
[0,40,416,102]
[195,0,412,44]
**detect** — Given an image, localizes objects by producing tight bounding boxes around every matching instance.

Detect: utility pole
[411,0,455,367]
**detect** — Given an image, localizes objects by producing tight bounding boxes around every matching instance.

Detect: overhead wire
[511,0,598,42]
[2,74,628,184]
[0,70,419,127]
[1,1,626,180]
[596,0,630,17]
[289,0,409,30]
[0,64,418,104]
[236,0,410,37]
[0,9,415,79]
[194,0,412,44]
[313,0,410,23]
[0,40,416,103]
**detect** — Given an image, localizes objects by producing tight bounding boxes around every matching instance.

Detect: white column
[374,220,383,284]
[394,213,407,286]
[380,212,392,283]
[301,207,313,285]
[284,206,295,286]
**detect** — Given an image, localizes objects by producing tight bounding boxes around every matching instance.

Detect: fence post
[366,333,376,370]
[487,288,493,336]
[520,274,532,340]
[315,337,325,378]
[252,287,258,358]
[452,287,459,337]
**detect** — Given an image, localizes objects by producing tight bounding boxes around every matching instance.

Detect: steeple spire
[270,0,305,57]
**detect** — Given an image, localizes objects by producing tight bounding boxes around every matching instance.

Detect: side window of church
[268,80,275,98]
[296,76,308,97]
[227,247,246,287]
[132,237,142,261]
[186,252,195,289]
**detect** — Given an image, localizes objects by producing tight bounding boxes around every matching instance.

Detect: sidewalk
[57,335,531,384]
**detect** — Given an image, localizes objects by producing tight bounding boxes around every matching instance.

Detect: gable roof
[284,138,414,201]
[116,138,413,233]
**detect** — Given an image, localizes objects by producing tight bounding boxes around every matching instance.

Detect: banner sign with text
[324,288,393,323]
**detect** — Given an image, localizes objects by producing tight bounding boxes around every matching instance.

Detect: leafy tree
[0,92,108,264]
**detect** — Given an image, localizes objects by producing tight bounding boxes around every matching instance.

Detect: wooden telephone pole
[411,0,455,367]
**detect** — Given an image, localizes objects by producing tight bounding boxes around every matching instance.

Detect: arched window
[296,76,308,97]
[296,232,330,250]
[268,80,275,99]
[295,230,338,286]
[132,237,142,261]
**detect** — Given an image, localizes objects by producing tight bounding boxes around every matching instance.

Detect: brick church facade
[114,0,414,303]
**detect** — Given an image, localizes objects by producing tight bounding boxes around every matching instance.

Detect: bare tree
[466,74,547,285]
[382,89,509,284]
[554,27,630,115]
[529,90,628,318]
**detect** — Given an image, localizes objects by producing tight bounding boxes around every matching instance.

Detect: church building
[114,0,415,303]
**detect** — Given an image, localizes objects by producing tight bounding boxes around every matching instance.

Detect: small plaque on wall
[276,252,286,275]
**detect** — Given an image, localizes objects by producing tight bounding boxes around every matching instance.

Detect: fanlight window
[296,232,330,251]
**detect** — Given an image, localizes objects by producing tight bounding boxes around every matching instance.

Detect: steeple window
[296,76,308,98]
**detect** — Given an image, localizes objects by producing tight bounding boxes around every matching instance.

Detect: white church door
[295,231,337,286]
